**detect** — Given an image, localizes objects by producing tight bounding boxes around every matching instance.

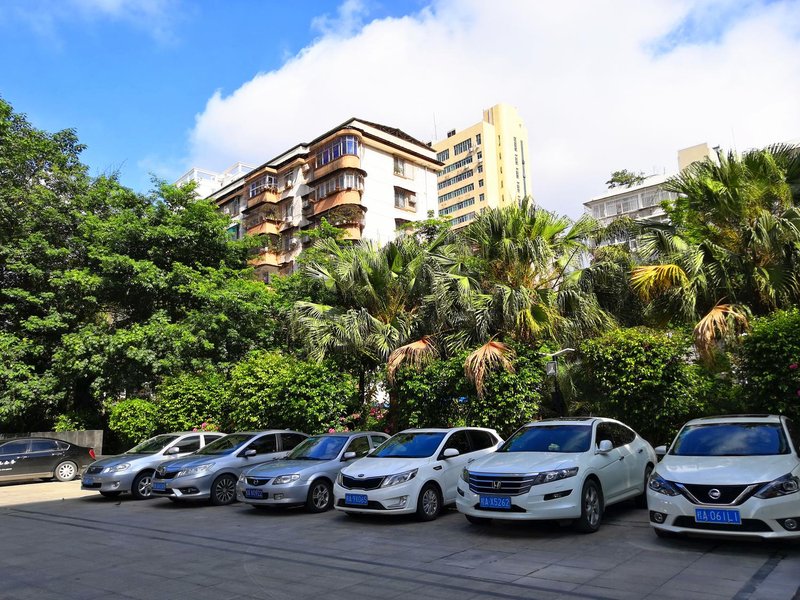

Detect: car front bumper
[236,480,310,506]
[647,489,800,539]
[151,473,214,500]
[332,480,420,515]
[455,480,580,521]
[81,471,136,494]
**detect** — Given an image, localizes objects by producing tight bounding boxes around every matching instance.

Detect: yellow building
[433,103,533,228]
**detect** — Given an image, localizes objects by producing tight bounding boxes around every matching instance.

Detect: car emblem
[708,488,721,500]
[357,474,365,478]
[492,481,503,490]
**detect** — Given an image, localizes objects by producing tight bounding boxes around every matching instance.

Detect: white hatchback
[456,418,656,532]
[648,414,800,539]
[333,427,502,521]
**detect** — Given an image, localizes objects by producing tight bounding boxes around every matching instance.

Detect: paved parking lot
[1,481,798,600]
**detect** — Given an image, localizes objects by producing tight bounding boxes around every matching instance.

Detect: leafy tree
[107,398,160,447]
[606,169,646,189]
[156,369,229,432]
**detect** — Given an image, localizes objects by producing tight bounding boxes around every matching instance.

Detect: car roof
[1,436,71,443]
[230,430,306,435]
[684,414,783,426]
[307,431,389,438]
[397,427,498,434]
[526,417,599,426]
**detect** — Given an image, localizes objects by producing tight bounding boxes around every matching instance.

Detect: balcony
[310,154,361,182]
[244,186,280,211]
[311,189,363,216]
[249,247,294,267]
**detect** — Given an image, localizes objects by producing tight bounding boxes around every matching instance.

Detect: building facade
[205,119,441,281]
[175,162,255,200]
[432,103,533,228]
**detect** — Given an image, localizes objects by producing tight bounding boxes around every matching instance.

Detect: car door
[26,439,64,477]
[239,434,280,470]
[438,431,474,503]
[614,424,644,493]
[0,440,30,480]
[165,435,202,458]
[343,435,371,460]
[591,423,628,502]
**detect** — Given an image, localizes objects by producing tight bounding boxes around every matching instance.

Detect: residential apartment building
[175,162,255,199]
[205,119,441,281]
[432,103,533,228]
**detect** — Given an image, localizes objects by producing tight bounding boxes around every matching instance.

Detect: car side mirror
[596,440,613,453]
[243,448,257,457]
[342,451,356,461]
[654,445,667,459]
[165,446,180,455]
[442,448,460,459]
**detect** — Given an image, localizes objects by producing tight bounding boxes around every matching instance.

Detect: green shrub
[108,398,160,446]
[156,369,229,432]
[53,413,86,432]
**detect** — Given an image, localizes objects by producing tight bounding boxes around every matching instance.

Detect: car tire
[635,465,653,509]
[54,460,78,482]
[465,514,492,525]
[416,483,442,522]
[131,471,155,500]
[306,479,333,513]
[99,491,122,498]
[575,479,603,533]
[210,474,237,506]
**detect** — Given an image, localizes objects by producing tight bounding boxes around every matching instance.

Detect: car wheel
[99,491,122,498]
[575,479,603,533]
[54,460,78,482]
[635,465,653,508]
[306,479,333,513]
[416,483,442,522]
[210,474,237,506]
[465,514,492,525]
[131,471,155,500]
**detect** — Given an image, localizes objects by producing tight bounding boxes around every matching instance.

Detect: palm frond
[464,340,516,398]
[386,336,439,384]
[631,264,689,300]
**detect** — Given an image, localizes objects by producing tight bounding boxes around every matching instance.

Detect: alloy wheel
[215,477,236,504]
[422,488,439,516]
[136,474,153,498]
[311,483,330,510]
[584,485,600,527]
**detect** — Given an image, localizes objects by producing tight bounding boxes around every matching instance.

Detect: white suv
[648,414,800,539]
[333,427,502,521]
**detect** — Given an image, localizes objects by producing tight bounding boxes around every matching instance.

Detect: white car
[647,414,800,539]
[333,427,502,521]
[456,418,657,532]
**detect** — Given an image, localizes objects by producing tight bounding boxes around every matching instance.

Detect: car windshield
[195,434,254,456]
[670,423,790,456]
[499,425,592,453]
[288,436,347,460]
[125,435,180,455]
[370,432,446,458]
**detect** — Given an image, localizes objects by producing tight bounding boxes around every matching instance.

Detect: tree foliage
[606,170,646,189]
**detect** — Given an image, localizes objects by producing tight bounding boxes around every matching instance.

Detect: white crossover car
[456,418,657,532]
[648,414,800,539]
[333,427,502,521]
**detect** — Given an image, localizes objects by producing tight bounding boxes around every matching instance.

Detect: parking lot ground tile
[513,575,582,594]
[528,564,606,584]
[562,583,653,600]
[749,582,800,600]
[437,548,516,569]
[654,573,746,597]
[481,556,550,576]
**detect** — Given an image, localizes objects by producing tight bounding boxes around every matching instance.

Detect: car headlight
[755,473,800,499]
[381,469,418,488]
[272,474,300,485]
[103,463,131,473]
[336,471,344,486]
[648,473,679,496]
[532,467,578,485]
[176,463,214,477]
[238,472,246,483]
[461,467,470,483]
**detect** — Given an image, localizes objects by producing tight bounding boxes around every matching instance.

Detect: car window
[172,436,201,453]
[785,419,800,454]
[29,440,59,452]
[55,440,70,451]
[203,434,224,445]
[280,433,307,451]
[370,432,447,458]
[249,434,278,455]
[288,436,347,460]
[196,434,253,456]
[467,430,496,450]
[444,431,472,455]
[670,423,790,456]
[370,435,387,448]
[500,425,592,453]
[345,436,370,458]
[0,441,29,454]
[614,424,636,446]
[595,423,617,448]
[127,435,180,454]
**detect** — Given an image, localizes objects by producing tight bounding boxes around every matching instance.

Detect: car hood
[159,454,222,470]
[657,455,799,485]
[245,459,331,477]
[342,457,425,477]
[469,452,581,474]
[90,454,156,468]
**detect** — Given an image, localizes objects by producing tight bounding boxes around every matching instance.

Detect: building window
[394,156,413,178]
[479,179,484,188]
[440,197,475,216]
[515,168,519,179]
[450,211,476,226]
[479,193,485,202]
[437,149,450,162]
[315,135,360,168]
[438,169,474,190]
[438,183,475,203]
[283,170,294,189]
[394,187,417,211]
[476,133,482,145]
[592,204,606,218]
[453,139,472,155]
[513,137,518,151]
[222,196,240,216]
[477,164,483,174]
[249,175,277,198]
[514,154,519,165]
[439,155,473,176]
[315,170,365,200]
[477,151,482,160]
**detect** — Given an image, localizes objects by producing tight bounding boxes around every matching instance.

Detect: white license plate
[152,481,167,491]
[695,508,741,524]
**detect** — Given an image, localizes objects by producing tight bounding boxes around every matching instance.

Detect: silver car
[82,432,225,499]
[236,431,389,512]
[151,430,308,505]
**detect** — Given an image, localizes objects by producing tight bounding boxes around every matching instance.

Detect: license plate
[244,488,264,499]
[345,493,368,506]
[695,508,741,525]
[82,477,93,486]
[152,481,167,492]
[480,496,511,510]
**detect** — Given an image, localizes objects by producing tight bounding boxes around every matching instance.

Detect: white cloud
[187,0,800,218]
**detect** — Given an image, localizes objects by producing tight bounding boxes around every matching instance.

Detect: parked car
[237,431,389,512]
[333,427,502,521]
[0,437,95,483]
[82,431,225,499]
[647,414,800,539]
[456,417,657,533]
[151,430,308,505]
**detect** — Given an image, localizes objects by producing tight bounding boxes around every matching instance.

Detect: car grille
[246,477,271,486]
[673,516,772,532]
[340,474,384,490]
[83,483,102,489]
[468,473,536,496]
[86,466,104,475]
[154,470,179,480]
[675,482,762,506]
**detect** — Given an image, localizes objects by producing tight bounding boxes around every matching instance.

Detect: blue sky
[2,0,798,216]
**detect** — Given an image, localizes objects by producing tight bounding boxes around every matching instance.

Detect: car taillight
[89,448,96,460]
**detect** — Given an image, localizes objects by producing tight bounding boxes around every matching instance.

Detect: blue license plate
[244,488,264,499]
[695,508,741,525]
[82,477,93,486]
[480,496,511,510]
[345,493,368,506]
[152,481,167,492]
